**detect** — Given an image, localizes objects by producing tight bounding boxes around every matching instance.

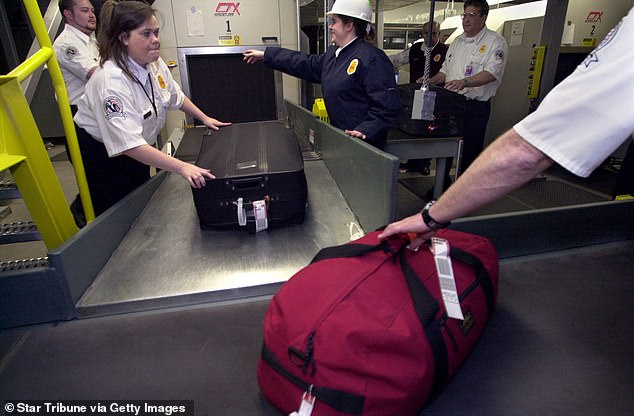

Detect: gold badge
[157,74,166,89]
[434,54,441,62]
[479,45,487,54]
[347,58,359,75]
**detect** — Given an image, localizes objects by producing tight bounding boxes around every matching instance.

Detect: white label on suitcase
[236,198,247,226]
[253,200,268,232]
[431,238,464,320]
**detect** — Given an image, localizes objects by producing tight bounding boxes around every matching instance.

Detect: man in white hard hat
[244,0,400,150]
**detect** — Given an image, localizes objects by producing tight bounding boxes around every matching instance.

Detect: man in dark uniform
[390,21,448,174]
[390,21,448,84]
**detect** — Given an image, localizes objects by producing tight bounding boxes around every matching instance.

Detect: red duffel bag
[257,229,499,416]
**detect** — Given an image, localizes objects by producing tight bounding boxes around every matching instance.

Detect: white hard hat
[326,0,373,23]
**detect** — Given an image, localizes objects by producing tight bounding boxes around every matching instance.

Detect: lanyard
[134,74,157,118]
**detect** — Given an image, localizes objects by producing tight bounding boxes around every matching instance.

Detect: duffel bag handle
[310,236,407,264]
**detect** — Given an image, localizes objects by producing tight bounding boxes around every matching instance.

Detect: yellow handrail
[16,0,95,222]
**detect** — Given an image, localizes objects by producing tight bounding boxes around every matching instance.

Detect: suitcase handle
[230,177,264,190]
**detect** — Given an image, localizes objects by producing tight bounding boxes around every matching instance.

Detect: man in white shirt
[52,0,99,227]
[380,6,634,247]
[428,0,508,182]
[53,0,99,110]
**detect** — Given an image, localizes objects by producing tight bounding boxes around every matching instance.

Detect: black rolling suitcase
[191,120,307,231]
[396,83,466,137]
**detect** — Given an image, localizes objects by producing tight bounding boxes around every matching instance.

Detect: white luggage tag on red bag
[431,238,464,320]
[289,387,315,416]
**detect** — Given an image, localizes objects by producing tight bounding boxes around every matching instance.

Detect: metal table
[386,130,463,199]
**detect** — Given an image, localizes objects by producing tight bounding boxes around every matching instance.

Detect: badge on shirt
[157,74,166,89]
[104,96,127,120]
[65,46,79,59]
[433,53,442,62]
[479,45,487,54]
[347,58,359,75]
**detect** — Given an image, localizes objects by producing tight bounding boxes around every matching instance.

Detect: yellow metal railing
[0,0,95,249]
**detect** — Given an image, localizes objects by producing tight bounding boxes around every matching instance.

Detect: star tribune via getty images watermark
[3,401,194,416]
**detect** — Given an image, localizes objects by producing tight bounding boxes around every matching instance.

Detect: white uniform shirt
[515,7,634,178]
[440,26,507,101]
[52,24,99,105]
[74,57,185,157]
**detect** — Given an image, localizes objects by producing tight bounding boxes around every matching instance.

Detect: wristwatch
[420,201,451,230]
[462,78,469,88]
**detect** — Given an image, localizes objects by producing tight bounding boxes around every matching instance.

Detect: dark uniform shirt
[264,38,400,149]
[408,41,449,83]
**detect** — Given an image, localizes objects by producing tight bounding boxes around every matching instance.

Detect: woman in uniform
[243,0,400,150]
[74,0,230,216]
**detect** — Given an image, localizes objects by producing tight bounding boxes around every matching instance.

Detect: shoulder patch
[103,96,127,120]
[583,20,621,69]
[495,49,505,61]
[65,46,79,59]
[347,58,359,75]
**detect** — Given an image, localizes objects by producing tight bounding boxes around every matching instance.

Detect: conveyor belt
[76,160,360,316]
[1,240,632,415]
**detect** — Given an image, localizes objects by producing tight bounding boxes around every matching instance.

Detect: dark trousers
[436,99,492,196]
[461,98,492,172]
[613,140,634,198]
[65,105,79,166]
[76,126,150,216]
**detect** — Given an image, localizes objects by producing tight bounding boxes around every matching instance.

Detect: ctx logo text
[585,11,603,23]
[215,2,240,16]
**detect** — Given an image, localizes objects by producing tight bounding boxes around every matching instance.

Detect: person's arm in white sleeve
[180,96,231,131]
[123,144,215,189]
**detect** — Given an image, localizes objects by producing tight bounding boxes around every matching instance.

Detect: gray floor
[1,241,633,415]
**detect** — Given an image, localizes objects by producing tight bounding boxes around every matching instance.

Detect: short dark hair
[464,0,489,16]
[59,0,78,16]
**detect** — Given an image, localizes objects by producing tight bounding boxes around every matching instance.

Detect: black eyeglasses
[461,12,480,19]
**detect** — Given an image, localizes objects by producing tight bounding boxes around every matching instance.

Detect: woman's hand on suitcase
[178,164,215,189]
